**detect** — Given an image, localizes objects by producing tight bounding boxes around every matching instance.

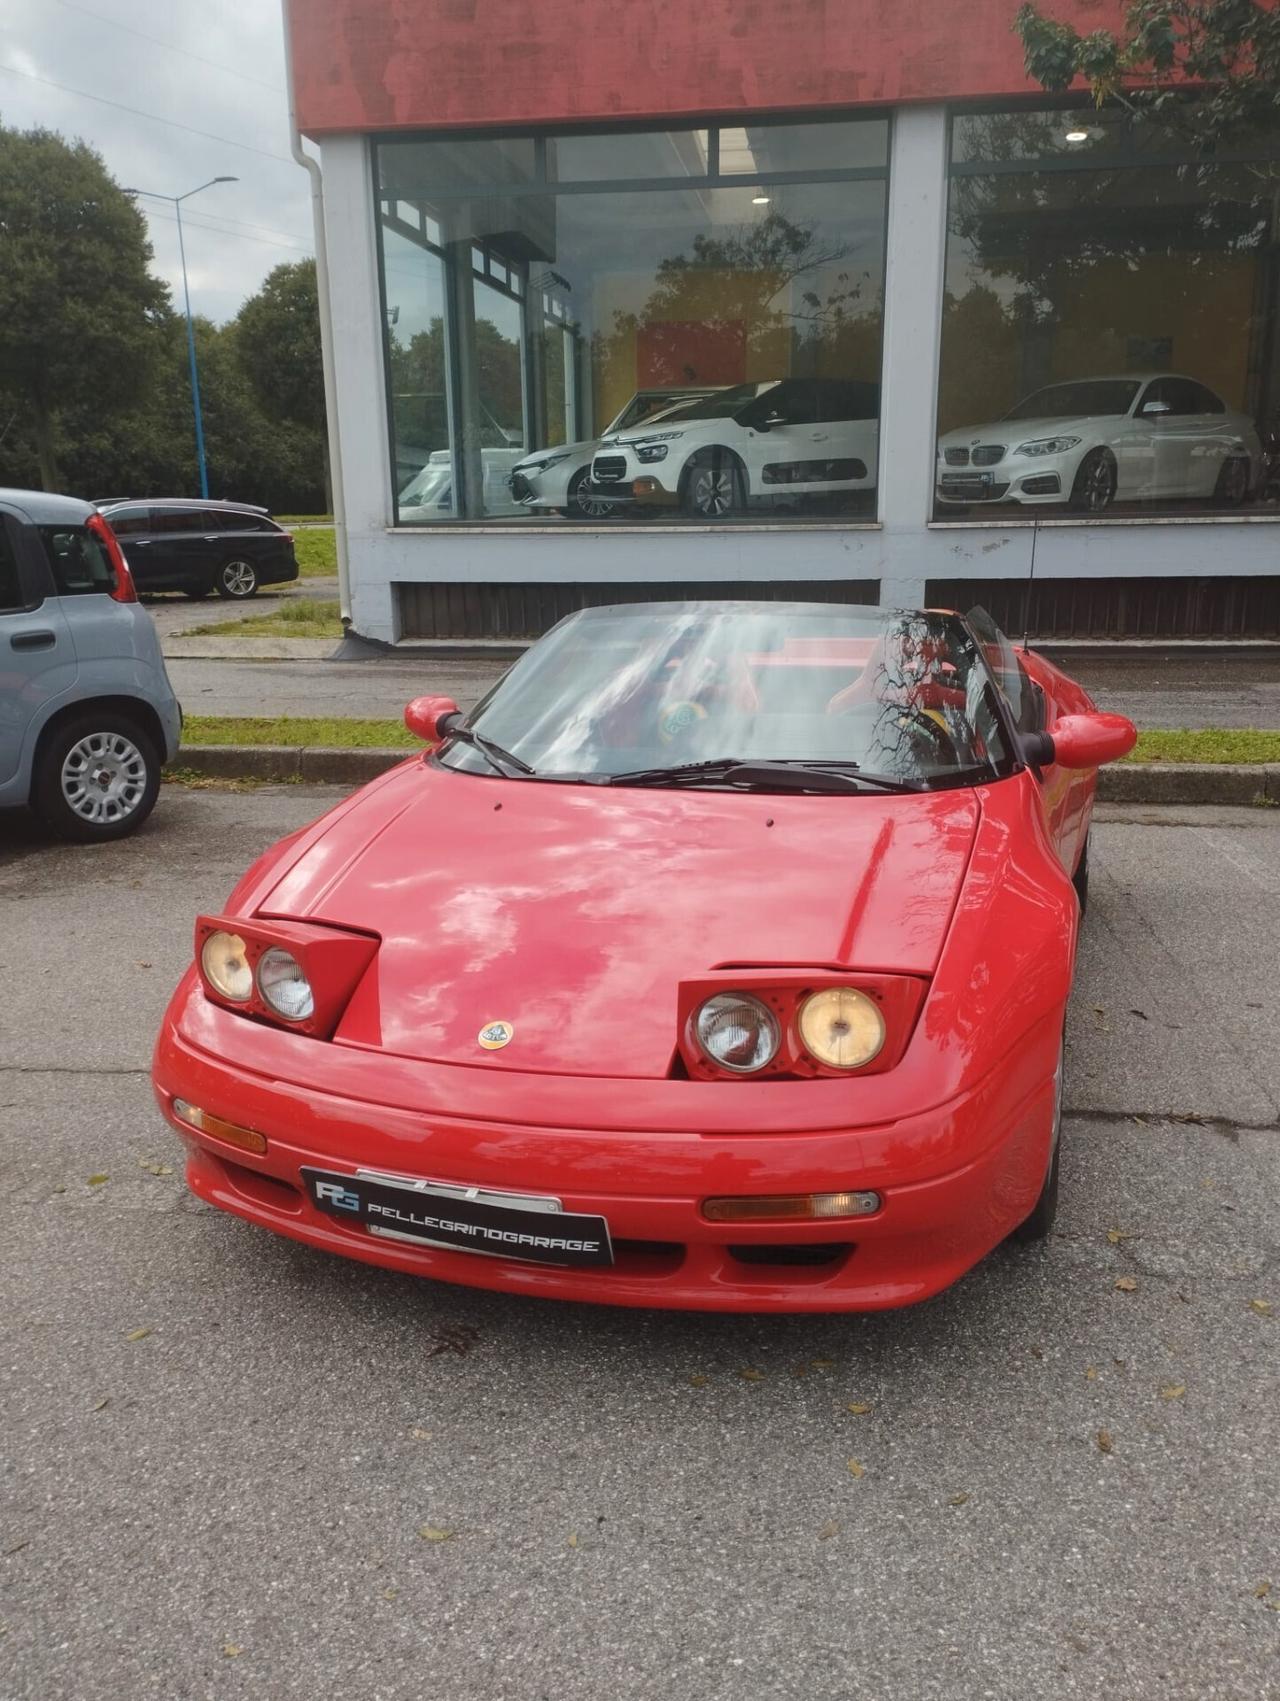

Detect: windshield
[633,381,779,425]
[609,390,719,433]
[1005,380,1140,421]
[399,460,453,506]
[438,602,1014,789]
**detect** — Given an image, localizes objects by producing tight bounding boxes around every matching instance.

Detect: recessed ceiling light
[752,191,771,205]
[1064,129,1090,144]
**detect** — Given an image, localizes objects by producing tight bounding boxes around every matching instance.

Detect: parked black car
[95,500,298,599]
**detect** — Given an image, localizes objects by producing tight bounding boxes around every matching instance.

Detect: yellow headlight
[798,987,885,1069]
[201,930,253,1001]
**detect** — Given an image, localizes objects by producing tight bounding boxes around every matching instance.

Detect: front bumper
[936,456,1072,506]
[153,990,1059,1313]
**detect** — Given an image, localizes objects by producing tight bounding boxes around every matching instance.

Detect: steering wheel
[831,699,960,769]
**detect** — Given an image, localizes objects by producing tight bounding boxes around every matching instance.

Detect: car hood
[939,414,1104,447]
[513,438,597,472]
[257,765,979,1077]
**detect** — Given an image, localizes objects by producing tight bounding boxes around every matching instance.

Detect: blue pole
[175,198,210,500]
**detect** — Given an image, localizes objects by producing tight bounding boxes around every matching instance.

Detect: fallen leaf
[124,1327,152,1342]
[1085,1366,1099,1381]
[1113,1358,1127,1369]
[1030,1345,1044,1359]
[688,1374,709,1388]
[418,1525,453,1543]
[948,1492,970,1507]
[1249,1299,1272,1316]
[51,1185,66,1195]
[1106,1228,1134,1246]
[1254,1582,1271,1599]
[1092,1005,1106,1017]
[1131,1115,1150,1127]
[810,1357,835,1369]
[137,961,152,969]
[1160,1383,1187,1401]
[139,1160,174,1177]
[817,1519,840,1540]
[1129,1008,1148,1020]
[567,1532,579,1548]
[87,1175,109,1187]
[222,1644,242,1659]
[846,1401,873,1415]
[3,1540,30,1556]
[383,1588,398,1600]
[737,1367,765,1382]
[1096,1429,1114,1454]
[789,1365,808,1379]
[1171,1112,1211,1126]
[846,1459,865,1479]
[1114,1276,1138,1293]
[425,1323,480,1359]
[91,1397,109,1412]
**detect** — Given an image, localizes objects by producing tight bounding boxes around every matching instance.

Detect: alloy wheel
[60,731,149,827]
[690,465,738,517]
[219,559,258,597]
[1079,453,1114,512]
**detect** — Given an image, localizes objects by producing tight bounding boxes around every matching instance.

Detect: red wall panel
[290,0,1125,135]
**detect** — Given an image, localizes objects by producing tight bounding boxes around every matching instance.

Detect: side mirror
[1020,712,1137,771]
[1141,400,1171,417]
[404,695,461,743]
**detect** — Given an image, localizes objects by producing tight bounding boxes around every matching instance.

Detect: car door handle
[202,535,220,542]
[811,434,829,442]
[10,629,56,650]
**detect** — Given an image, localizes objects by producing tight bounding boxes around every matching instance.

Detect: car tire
[32,712,161,843]
[681,450,746,519]
[1012,1040,1063,1242]
[1213,455,1250,508]
[1072,834,1090,916]
[1069,448,1116,513]
[215,558,259,599]
[563,467,618,522]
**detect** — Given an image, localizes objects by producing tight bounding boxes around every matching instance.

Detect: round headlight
[256,947,315,1022]
[695,992,780,1074]
[798,987,885,1070]
[201,931,253,1002]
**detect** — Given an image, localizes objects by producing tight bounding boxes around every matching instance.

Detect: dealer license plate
[302,1168,614,1268]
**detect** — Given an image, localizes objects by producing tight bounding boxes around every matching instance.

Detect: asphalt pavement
[2,788,1279,1699]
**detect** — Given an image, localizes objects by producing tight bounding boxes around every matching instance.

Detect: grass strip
[1127,728,1280,764]
[183,715,418,749]
[184,598,344,640]
[291,528,336,578]
[178,719,1279,764]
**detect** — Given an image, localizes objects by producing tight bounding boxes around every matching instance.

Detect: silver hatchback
[0,489,181,841]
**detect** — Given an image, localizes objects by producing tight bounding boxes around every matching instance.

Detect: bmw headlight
[201,931,253,1002]
[695,993,780,1073]
[1014,436,1082,457]
[256,947,315,1022]
[798,987,885,1069]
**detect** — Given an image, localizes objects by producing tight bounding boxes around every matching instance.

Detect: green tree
[1015,1,1280,161]
[0,123,168,488]
[235,259,329,505]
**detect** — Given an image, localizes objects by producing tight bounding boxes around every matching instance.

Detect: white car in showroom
[589,377,881,518]
[507,386,724,520]
[936,374,1263,513]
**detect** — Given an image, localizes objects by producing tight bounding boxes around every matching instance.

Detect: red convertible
[153,601,1135,1311]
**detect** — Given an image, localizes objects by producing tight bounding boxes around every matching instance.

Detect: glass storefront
[376,122,889,525]
[936,107,1280,520]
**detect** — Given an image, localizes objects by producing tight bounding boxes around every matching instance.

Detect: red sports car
[153,601,1136,1312]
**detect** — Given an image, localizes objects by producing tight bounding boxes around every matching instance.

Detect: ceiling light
[1064,129,1090,144]
[752,191,771,205]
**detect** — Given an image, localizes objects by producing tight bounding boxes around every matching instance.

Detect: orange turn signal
[172,1098,268,1156]
[703,1190,881,1223]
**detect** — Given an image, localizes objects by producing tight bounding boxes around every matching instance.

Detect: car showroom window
[375,120,889,526]
[935,105,1279,521]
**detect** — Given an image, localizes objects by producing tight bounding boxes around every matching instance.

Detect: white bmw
[936,374,1263,512]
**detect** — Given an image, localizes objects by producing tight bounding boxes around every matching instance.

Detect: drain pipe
[281,0,351,629]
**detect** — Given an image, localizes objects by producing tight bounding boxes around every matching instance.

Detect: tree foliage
[0,120,327,510]
[1015,0,1280,155]
[0,124,167,487]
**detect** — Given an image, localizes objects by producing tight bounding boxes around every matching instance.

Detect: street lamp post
[122,177,238,500]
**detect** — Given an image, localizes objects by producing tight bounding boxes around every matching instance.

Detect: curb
[166,745,1280,805]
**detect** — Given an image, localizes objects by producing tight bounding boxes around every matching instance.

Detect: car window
[1005,380,1140,421]
[1164,380,1201,416]
[39,525,116,596]
[1188,381,1225,415]
[148,507,201,534]
[104,505,150,536]
[964,605,1041,734]
[766,382,824,426]
[820,380,880,422]
[0,521,23,611]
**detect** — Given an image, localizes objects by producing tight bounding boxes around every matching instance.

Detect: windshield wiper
[606,758,925,794]
[441,723,535,778]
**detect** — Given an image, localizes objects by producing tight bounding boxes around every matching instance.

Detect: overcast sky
[2,0,315,324]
